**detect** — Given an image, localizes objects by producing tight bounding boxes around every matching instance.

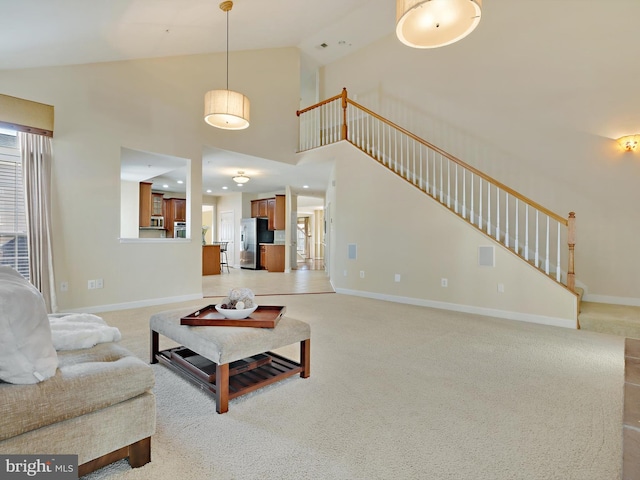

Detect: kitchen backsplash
[274,230,286,243]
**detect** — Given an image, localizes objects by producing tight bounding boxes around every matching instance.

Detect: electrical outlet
[96,278,104,289]
[360,271,365,278]
[497,283,505,293]
[88,280,96,290]
[441,278,448,287]
[60,281,68,292]
[394,274,401,282]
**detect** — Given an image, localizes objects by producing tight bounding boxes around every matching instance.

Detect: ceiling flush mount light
[232,171,250,184]
[618,134,639,152]
[204,1,250,130]
[396,0,482,49]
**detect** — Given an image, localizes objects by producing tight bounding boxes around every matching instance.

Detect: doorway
[219,211,234,268]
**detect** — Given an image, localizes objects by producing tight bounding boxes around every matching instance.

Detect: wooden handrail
[344,96,567,226]
[296,93,343,117]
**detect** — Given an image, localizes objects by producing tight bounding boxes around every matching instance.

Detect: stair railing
[297,88,576,291]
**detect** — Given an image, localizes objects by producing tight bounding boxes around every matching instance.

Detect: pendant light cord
[227,10,229,90]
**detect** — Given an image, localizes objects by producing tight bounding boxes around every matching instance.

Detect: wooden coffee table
[149,307,310,413]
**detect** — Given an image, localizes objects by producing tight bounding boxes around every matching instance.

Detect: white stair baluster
[556,224,561,281]
[525,206,529,261]
[505,192,509,248]
[495,188,500,241]
[514,199,519,254]
[535,211,540,267]
[545,216,550,274]
[479,180,483,230]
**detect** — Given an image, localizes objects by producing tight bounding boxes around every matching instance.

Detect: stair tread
[579,302,640,339]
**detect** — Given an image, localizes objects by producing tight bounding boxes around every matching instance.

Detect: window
[0,128,29,279]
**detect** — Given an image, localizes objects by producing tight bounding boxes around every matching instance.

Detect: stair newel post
[567,212,576,292]
[341,87,348,141]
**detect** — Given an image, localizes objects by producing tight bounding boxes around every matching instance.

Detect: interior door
[219,211,234,268]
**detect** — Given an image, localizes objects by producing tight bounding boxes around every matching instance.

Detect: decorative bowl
[215,304,258,320]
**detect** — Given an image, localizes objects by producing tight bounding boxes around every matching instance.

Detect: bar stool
[213,242,230,273]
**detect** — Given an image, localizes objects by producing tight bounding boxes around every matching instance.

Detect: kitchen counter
[202,244,221,275]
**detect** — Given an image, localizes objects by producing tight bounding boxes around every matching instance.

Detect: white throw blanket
[48,313,121,351]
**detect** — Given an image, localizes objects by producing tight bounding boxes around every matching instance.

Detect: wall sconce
[618,135,639,152]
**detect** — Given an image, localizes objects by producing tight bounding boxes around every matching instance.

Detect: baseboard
[334,288,577,329]
[63,293,203,314]
[582,293,640,307]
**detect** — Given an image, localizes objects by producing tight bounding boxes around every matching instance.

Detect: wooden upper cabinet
[270,194,285,231]
[251,199,270,218]
[171,198,186,222]
[258,199,268,217]
[139,182,152,227]
[267,198,276,229]
[152,193,164,216]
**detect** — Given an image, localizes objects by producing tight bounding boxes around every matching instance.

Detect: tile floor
[202,265,333,298]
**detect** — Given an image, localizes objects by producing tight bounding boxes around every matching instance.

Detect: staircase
[297,89,577,295]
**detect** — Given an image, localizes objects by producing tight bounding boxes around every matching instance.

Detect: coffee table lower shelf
[155,349,303,407]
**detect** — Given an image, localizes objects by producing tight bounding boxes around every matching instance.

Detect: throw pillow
[0,266,58,384]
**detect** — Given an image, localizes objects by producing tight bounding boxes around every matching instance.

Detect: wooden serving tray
[180,305,286,328]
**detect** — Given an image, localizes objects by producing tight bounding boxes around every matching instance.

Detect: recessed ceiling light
[206,189,212,193]
[222,186,228,190]
[163,184,169,188]
[177,180,184,184]
[237,184,243,187]
[303,185,309,189]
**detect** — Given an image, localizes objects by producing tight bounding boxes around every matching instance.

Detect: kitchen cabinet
[268,195,285,231]
[251,199,268,218]
[164,198,186,237]
[262,244,285,272]
[202,245,221,275]
[152,193,164,216]
[139,182,152,227]
[171,198,186,222]
[252,195,285,230]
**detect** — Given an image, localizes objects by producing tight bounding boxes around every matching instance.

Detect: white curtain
[18,132,57,313]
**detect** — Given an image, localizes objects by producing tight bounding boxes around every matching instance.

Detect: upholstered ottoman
[150,307,310,413]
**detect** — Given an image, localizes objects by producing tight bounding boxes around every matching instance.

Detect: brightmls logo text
[1,455,77,479]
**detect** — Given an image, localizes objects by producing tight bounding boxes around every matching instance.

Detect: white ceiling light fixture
[232,171,250,184]
[204,1,250,130]
[396,0,482,49]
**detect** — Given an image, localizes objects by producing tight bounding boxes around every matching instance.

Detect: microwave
[174,221,187,238]
[150,216,164,228]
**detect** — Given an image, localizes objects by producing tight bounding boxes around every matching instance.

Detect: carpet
[86,293,624,480]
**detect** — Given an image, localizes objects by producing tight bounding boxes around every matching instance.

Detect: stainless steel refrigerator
[240,218,274,269]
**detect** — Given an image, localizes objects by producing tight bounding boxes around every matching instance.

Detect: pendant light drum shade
[396,0,482,49]
[204,89,250,130]
[203,1,250,130]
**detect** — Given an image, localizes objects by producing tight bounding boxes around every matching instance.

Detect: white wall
[120,180,139,238]
[320,142,577,327]
[0,47,300,311]
[319,3,640,305]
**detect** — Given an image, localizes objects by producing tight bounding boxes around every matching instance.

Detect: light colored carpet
[579,301,640,339]
[84,291,624,480]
